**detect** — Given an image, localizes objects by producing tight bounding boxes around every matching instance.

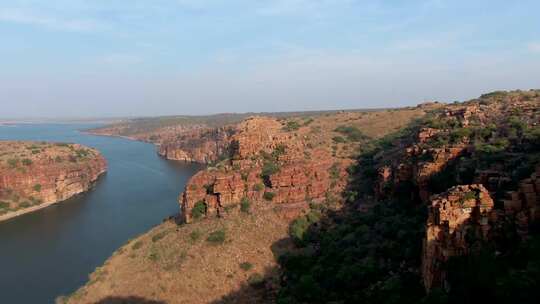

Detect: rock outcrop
[422,184,494,290]
[158,127,235,163]
[180,116,352,223]
[0,141,107,221]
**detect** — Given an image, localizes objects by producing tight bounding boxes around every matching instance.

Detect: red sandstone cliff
[0,141,107,221]
[369,92,540,292]
[180,116,352,223]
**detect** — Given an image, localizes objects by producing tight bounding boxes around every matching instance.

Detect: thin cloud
[529,42,540,53]
[0,8,106,32]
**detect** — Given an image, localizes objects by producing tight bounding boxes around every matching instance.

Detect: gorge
[66,90,540,304]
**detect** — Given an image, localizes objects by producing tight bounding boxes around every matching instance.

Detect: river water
[0,124,202,303]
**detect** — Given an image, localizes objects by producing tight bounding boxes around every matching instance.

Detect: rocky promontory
[0,141,107,221]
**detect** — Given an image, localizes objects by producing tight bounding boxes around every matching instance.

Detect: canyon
[0,141,107,222]
[66,90,540,304]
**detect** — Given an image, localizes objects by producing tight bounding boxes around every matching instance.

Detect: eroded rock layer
[0,141,107,221]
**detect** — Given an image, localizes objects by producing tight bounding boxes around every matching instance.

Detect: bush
[289,217,310,244]
[272,144,286,158]
[22,158,33,166]
[190,230,202,242]
[0,201,9,210]
[240,197,251,213]
[207,229,226,244]
[333,136,347,143]
[54,156,63,163]
[263,192,275,201]
[252,183,264,192]
[131,240,144,250]
[191,201,206,219]
[151,230,169,243]
[33,184,42,192]
[283,121,301,132]
[261,161,280,177]
[247,273,265,287]
[240,262,253,271]
[329,163,340,180]
[335,125,370,142]
[7,158,19,168]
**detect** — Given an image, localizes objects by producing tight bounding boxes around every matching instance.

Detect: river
[0,124,202,303]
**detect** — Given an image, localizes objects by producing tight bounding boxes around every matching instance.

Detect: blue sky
[0,0,539,118]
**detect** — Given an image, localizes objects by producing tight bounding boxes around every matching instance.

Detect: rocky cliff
[180,107,429,223]
[0,141,107,221]
[367,90,540,291]
[180,116,351,222]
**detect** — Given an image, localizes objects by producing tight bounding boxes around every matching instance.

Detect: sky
[0,0,539,118]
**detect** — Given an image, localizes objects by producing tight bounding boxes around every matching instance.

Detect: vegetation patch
[240,197,251,213]
[239,262,253,271]
[206,229,226,245]
[191,201,206,219]
[334,125,370,142]
[151,230,169,243]
[131,240,144,250]
[263,192,275,201]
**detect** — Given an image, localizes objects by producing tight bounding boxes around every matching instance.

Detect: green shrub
[22,158,33,166]
[247,273,265,287]
[33,184,42,192]
[240,262,253,271]
[54,156,63,163]
[151,230,169,243]
[329,163,340,180]
[261,161,280,177]
[0,201,9,210]
[7,158,19,168]
[333,136,347,143]
[75,149,89,158]
[289,217,310,243]
[189,230,202,242]
[206,229,226,244]
[283,121,301,132]
[131,240,144,250]
[272,144,287,158]
[450,128,472,143]
[302,118,314,126]
[334,125,370,142]
[252,183,264,192]
[263,192,275,201]
[20,201,31,208]
[240,197,251,213]
[191,201,206,219]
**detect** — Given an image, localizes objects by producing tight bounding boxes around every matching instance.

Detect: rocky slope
[274,90,540,304]
[63,107,429,303]
[0,141,107,221]
[180,107,431,223]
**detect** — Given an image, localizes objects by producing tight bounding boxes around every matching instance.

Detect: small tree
[191,201,206,219]
[263,192,275,201]
[207,229,226,244]
[240,197,251,213]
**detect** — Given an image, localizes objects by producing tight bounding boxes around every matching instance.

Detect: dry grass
[64,206,293,304]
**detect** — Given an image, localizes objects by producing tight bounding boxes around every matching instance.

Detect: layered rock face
[181,117,352,223]
[369,91,540,291]
[422,184,494,290]
[158,127,235,163]
[0,141,107,221]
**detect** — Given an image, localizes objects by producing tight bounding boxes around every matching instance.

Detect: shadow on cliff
[92,296,166,304]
